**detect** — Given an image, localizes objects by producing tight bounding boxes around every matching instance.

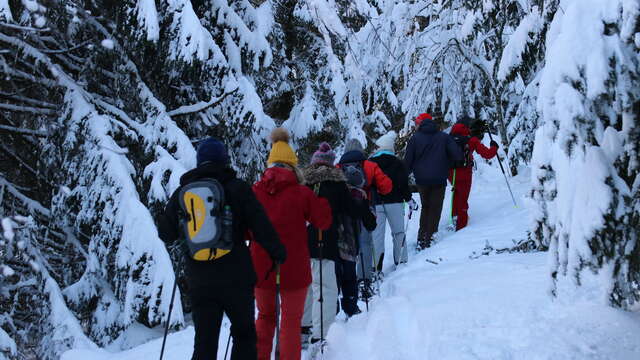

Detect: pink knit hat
[310,142,336,165]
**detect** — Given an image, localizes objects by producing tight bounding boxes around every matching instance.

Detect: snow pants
[355,223,374,281]
[451,177,472,230]
[302,259,338,340]
[190,284,257,360]
[335,257,359,316]
[373,202,407,266]
[417,184,446,241]
[255,286,308,360]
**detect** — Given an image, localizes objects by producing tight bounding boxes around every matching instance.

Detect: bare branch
[167,87,239,117]
[0,124,48,137]
[0,22,50,32]
[39,41,92,54]
[0,91,58,108]
[0,102,57,115]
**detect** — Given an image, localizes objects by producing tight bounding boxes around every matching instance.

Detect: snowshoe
[358,279,375,301]
[301,326,312,350]
[372,271,384,294]
[308,338,327,359]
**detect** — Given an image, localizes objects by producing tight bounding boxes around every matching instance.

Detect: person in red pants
[251,128,332,360]
[449,117,499,230]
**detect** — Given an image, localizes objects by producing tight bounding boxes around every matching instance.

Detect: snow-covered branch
[166,87,239,117]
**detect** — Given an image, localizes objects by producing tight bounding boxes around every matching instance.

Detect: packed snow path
[62,163,640,360]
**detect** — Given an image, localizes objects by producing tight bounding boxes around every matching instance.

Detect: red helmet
[415,113,433,126]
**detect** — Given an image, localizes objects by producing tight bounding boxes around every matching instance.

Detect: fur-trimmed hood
[303,163,346,185]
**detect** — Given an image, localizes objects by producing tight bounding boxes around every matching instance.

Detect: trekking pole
[274,265,281,360]
[223,332,231,360]
[400,202,415,250]
[359,250,369,312]
[318,229,325,354]
[449,169,457,230]
[159,279,179,360]
[487,132,518,207]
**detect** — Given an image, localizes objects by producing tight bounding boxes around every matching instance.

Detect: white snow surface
[62,163,640,359]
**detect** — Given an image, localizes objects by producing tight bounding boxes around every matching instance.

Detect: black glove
[270,244,287,265]
[362,208,377,231]
[490,140,499,149]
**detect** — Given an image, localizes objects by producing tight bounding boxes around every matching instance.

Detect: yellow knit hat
[267,127,298,166]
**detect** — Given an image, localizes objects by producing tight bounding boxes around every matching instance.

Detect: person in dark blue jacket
[404,113,463,249]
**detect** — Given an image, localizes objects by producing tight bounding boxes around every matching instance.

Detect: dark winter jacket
[304,164,376,262]
[404,119,463,186]
[337,150,393,198]
[157,164,284,289]
[369,151,412,204]
[448,123,498,182]
[251,167,332,290]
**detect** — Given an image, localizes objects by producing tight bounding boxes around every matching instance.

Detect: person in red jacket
[448,117,499,230]
[251,128,332,360]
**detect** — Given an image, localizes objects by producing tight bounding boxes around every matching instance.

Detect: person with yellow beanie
[251,128,332,360]
[267,128,299,167]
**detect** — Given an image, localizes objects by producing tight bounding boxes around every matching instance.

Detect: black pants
[334,257,359,316]
[190,284,257,360]
[417,184,446,241]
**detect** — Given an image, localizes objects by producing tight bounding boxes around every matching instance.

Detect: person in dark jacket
[251,128,332,360]
[449,117,498,230]
[301,142,375,349]
[338,138,392,299]
[157,138,286,360]
[369,131,415,268]
[405,113,463,249]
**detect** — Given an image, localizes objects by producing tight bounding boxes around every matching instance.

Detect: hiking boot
[417,236,431,251]
[301,326,312,349]
[346,306,362,318]
[341,296,361,317]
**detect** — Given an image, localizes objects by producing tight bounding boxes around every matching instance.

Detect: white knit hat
[375,131,397,152]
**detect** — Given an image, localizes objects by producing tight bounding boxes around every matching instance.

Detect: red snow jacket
[251,167,332,290]
[449,123,498,182]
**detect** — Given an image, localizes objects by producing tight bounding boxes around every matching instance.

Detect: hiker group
[157,113,498,360]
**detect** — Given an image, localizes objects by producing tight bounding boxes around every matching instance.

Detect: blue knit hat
[196,138,230,166]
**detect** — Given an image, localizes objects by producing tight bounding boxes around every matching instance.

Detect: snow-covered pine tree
[0,0,282,356]
[531,0,639,309]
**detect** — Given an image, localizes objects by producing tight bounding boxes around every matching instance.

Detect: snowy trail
[325,163,640,360]
[62,162,640,360]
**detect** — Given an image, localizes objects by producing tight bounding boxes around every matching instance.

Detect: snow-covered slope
[61,161,640,360]
[327,161,640,359]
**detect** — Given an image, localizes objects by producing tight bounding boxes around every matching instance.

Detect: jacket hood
[255,166,299,195]
[451,123,470,136]
[338,150,366,164]
[180,163,236,185]
[303,163,346,185]
[345,138,365,153]
[369,152,397,168]
[418,119,440,134]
